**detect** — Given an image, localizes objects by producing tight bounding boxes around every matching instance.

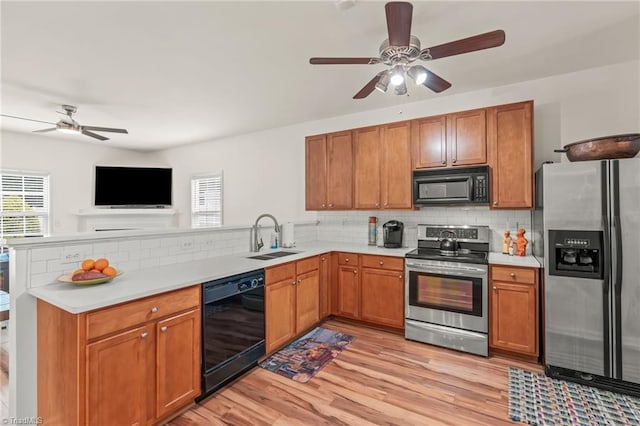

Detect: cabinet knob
[493,201,498,206]
[160,326,168,333]
[493,287,497,290]
[292,280,297,286]
[141,332,148,339]
[442,160,446,165]
[321,257,326,261]
[353,269,358,274]
[379,261,384,265]
[399,275,403,279]
[297,279,302,284]
[322,203,326,208]
[345,258,349,262]
[150,306,158,313]
[510,272,516,277]
[384,202,388,207]
[452,159,457,164]
[329,203,333,208]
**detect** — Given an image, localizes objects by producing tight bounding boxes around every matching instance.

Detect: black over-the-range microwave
[412,165,490,206]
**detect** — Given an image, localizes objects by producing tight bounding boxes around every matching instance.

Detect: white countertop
[29,242,539,314]
[488,252,541,268]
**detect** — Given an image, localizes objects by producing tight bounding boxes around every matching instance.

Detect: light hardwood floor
[169,319,542,425]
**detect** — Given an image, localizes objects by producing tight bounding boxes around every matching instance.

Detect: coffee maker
[383,220,404,248]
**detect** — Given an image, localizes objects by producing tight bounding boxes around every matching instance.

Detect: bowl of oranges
[58,257,121,285]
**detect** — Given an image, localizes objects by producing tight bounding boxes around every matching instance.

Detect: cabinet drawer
[338,253,359,266]
[86,285,200,340]
[491,266,536,284]
[266,262,296,284]
[296,256,319,275]
[361,255,403,271]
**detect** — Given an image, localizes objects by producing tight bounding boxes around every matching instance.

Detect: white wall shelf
[75,208,178,231]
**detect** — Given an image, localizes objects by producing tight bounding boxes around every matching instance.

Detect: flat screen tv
[94,166,172,207]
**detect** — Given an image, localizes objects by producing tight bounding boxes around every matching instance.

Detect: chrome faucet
[250,213,280,252]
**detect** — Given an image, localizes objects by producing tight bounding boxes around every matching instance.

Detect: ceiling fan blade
[385,1,413,47]
[81,125,128,134]
[81,129,109,141]
[32,128,57,133]
[1,114,55,125]
[353,73,383,99]
[422,69,452,93]
[421,30,506,60]
[310,57,382,65]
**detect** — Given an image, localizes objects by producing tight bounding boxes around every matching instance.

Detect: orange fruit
[72,268,84,277]
[102,266,117,277]
[81,259,95,271]
[94,258,109,271]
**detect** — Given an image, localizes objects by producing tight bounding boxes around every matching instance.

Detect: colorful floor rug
[259,327,354,383]
[509,367,640,425]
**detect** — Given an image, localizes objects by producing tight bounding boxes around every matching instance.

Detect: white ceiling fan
[1,104,128,141]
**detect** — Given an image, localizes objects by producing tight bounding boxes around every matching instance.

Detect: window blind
[191,172,223,228]
[0,172,50,239]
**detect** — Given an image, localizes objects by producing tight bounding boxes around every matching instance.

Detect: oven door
[405,260,488,333]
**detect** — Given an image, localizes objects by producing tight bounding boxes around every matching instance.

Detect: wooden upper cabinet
[412,115,447,169]
[305,135,328,210]
[354,126,382,209]
[326,131,354,209]
[447,108,487,166]
[487,100,534,209]
[381,121,412,209]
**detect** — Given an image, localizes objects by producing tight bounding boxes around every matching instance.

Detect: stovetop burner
[405,247,488,264]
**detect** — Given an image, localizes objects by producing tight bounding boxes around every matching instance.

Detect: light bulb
[408,65,428,85]
[390,65,404,86]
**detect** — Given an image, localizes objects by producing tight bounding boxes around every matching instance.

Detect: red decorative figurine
[515,228,528,256]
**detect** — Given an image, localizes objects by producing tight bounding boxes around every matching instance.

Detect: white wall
[2,60,638,232]
[0,132,164,234]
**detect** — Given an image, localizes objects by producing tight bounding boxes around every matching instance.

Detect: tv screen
[94,166,172,207]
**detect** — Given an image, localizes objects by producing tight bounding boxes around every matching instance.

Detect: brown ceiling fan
[309,1,505,99]
[1,104,128,141]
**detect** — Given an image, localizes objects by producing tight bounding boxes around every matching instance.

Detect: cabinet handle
[353,269,358,274]
[141,332,148,339]
[510,272,516,277]
[379,261,384,265]
[160,326,168,333]
[150,306,158,313]
[493,201,498,206]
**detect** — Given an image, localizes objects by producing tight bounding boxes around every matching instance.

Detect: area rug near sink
[508,367,640,425]
[259,327,353,383]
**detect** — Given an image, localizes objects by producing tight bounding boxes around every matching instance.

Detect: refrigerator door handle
[612,160,623,378]
[601,160,612,377]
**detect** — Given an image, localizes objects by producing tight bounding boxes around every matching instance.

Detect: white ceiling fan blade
[82,125,128,134]
[1,114,55,125]
[81,129,109,141]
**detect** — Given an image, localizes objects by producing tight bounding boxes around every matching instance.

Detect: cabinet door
[319,253,331,319]
[305,135,328,210]
[156,309,201,419]
[296,269,320,333]
[265,278,296,353]
[487,101,533,209]
[381,121,413,209]
[326,131,354,209]
[447,109,486,166]
[361,268,405,328]
[412,115,447,169]
[87,325,151,426]
[490,281,538,356]
[353,126,382,209]
[337,265,360,319]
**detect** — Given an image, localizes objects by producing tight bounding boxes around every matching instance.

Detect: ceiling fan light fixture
[375,72,391,93]
[408,65,428,85]
[394,81,407,96]
[56,121,80,134]
[390,65,405,86]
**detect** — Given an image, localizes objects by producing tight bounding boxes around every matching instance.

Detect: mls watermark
[1,418,43,425]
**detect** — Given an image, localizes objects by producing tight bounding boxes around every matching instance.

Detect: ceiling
[1,1,638,151]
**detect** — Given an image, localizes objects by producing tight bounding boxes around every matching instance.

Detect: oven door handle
[405,262,487,277]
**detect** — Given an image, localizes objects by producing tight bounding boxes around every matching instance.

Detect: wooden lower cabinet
[319,253,331,319]
[37,285,201,426]
[360,267,404,329]
[489,265,539,358]
[337,264,360,319]
[265,257,320,353]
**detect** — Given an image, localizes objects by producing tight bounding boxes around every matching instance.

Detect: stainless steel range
[405,224,490,356]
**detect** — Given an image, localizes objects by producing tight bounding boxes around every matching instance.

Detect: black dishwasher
[199,269,265,400]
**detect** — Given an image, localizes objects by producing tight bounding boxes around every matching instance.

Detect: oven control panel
[419,225,489,243]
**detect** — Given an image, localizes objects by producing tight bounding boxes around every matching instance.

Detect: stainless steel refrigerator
[541,158,640,395]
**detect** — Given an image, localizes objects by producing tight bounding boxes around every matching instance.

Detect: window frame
[190,171,223,228]
[0,169,51,243]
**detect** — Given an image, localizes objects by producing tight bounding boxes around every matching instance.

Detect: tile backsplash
[316,208,532,252]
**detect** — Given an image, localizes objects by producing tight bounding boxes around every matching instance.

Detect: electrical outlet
[62,251,82,264]
[180,238,194,250]
[203,239,215,248]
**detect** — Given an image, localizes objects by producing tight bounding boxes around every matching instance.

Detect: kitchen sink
[247,250,300,260]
